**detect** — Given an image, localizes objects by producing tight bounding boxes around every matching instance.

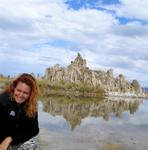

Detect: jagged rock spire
[45,52,144,96]
[69,53,86,69]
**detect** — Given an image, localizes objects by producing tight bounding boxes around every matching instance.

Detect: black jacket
[0,92,39,145]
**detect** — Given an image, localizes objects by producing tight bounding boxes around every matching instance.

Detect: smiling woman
[0,73,40,150]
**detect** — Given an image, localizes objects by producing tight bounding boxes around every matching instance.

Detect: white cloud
[99,0,148,20]
[117,0,148,20]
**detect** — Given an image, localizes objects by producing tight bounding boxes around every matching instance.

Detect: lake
[38,96,148,150]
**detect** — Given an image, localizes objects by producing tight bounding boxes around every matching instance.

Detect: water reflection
[41,96,143,130]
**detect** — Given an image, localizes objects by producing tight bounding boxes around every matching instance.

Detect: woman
[0,73,40,150]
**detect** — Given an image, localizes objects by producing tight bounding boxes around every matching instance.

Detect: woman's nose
[19,92,24,97]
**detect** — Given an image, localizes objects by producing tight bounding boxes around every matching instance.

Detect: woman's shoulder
[0,92,11,107]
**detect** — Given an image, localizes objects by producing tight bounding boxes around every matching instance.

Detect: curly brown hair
[5,73,39,118]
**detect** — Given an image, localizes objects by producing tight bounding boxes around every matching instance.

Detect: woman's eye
[17,89,21,92]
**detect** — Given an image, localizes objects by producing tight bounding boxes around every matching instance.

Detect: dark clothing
[0,92,39,145]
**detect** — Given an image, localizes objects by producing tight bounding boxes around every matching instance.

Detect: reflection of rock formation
[41,96,143,130]
[45,53,144,96]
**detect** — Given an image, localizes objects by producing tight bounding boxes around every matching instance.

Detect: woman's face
[14,81,31,104]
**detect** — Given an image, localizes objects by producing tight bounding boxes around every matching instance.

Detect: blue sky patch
[65,0,120,10]
[44,39,76,48]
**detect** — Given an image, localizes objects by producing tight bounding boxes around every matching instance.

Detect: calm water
[38,97,148,150]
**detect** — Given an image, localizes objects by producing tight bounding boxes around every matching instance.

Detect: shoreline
[105,91,147,99]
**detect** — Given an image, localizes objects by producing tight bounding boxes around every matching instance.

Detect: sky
[0,0,148,87]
